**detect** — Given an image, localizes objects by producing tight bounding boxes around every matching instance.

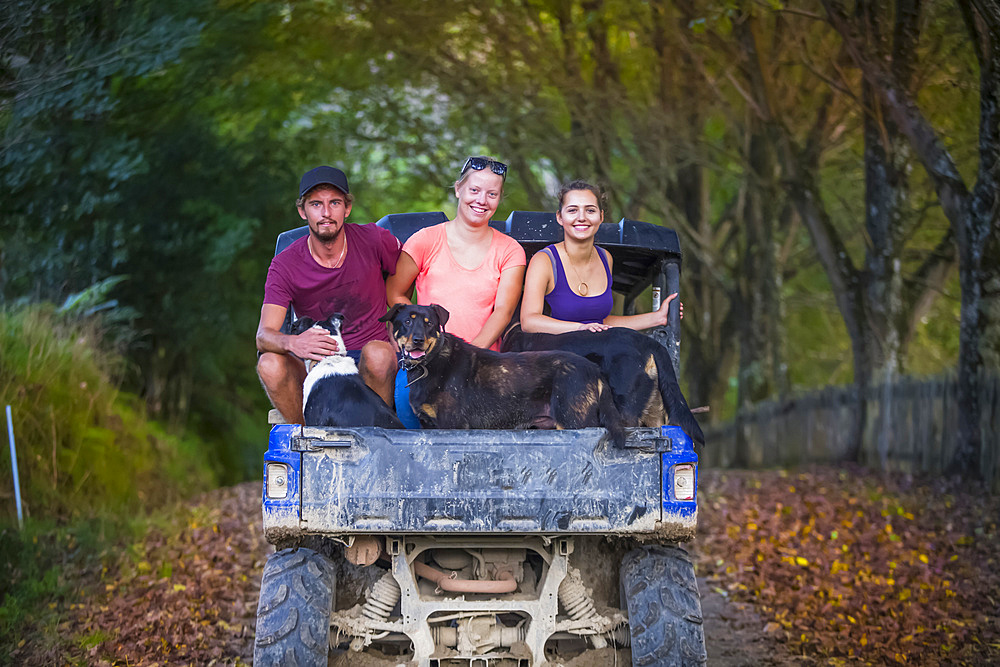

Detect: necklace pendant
[579,282,589,296]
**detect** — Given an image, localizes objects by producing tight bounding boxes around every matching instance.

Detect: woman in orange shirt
[387,156,526,349]
[386,156,526,425]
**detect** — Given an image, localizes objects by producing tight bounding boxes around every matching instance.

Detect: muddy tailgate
[263,425,697,537]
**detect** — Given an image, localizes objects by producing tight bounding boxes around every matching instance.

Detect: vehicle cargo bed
[263,424,697,541]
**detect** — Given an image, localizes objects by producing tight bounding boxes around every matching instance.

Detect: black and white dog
[289,313,403,429]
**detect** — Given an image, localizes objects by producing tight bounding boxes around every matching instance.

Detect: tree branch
[904,228,957,336]
[820,0,971,235]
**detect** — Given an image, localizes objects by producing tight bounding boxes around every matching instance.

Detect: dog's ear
[379,303,403,323]
[322,312,344,334]
[431,304,450,329]
[290,317,316,335]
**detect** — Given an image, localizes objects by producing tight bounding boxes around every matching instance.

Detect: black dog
[289,314,403,429]
[503,327,705,447]
[380,304,625,447]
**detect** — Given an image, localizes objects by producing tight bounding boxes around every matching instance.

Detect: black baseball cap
[299,166,350,198]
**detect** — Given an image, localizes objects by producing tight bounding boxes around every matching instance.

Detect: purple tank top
[543,244,613,324]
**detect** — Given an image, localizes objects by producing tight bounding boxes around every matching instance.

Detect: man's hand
[287,327,340,361]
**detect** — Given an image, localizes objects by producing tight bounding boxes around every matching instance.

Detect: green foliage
[1,0,206,298]
[2,0,287,474]
[0,524,68,661]
[0,509,148,663]
[0,304,215,521]
[0,0,979,478]
[58,276,134,320]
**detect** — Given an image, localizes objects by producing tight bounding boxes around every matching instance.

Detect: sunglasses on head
[461,156,507,180]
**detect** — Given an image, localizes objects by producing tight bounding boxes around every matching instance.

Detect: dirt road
[698,579,809,666]
[15,466,997,665]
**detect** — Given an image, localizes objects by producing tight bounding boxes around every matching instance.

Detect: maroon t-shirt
[263,223,401,350]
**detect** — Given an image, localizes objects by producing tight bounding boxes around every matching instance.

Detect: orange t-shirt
[403,223,526,351]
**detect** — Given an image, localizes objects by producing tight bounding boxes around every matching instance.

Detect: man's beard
[312,222,341,243]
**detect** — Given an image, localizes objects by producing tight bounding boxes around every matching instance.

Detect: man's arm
[256,304,340,360]
[386,251,419,306]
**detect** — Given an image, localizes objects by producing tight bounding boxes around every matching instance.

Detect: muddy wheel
[254,547,336,667]
[620,544,707,667]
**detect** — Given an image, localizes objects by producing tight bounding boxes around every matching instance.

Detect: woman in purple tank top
[521,180,680,334]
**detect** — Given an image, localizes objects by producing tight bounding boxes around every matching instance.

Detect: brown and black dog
[503,327,705,447]
[380,304,625,447]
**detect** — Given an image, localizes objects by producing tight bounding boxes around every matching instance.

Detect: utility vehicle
[254,212,706,667]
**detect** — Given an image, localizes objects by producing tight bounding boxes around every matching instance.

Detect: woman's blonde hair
[454,155,507,196]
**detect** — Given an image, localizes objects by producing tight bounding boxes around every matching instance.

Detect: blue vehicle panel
[262,424,697,542]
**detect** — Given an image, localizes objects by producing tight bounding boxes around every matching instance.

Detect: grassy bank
[0,304,216,520]
[0,304,219,661]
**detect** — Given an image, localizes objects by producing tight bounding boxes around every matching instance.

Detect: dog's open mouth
[394,329,434,368]
[399,345,429,372]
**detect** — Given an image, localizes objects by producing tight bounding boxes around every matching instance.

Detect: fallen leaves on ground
[10,467,1000,666]
[12,483,271,666]
[695,466,1000,666]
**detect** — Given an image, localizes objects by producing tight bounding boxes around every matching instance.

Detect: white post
[6,405,23,530]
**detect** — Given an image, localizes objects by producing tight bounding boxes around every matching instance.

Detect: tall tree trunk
[821,0,999,478]
[733,13,869,459]
[653,2,740,419]
[735,124,789,466]
[859,0,919,468]
[862,87,906,468]
[949,0,1000,474]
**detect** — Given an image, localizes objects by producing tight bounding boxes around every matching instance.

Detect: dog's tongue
[408,349,426,359]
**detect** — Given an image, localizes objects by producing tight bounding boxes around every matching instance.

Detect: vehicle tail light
[673,463,695,501]
[266,463,289,499]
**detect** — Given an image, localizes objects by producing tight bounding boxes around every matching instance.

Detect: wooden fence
[700,372,1000,492]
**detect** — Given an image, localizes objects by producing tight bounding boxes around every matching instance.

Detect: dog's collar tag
[403,364,428,387]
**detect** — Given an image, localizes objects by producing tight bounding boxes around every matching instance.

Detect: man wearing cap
[255,166,401,423]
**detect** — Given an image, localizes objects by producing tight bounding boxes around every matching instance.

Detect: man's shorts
[256,349,362,363]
